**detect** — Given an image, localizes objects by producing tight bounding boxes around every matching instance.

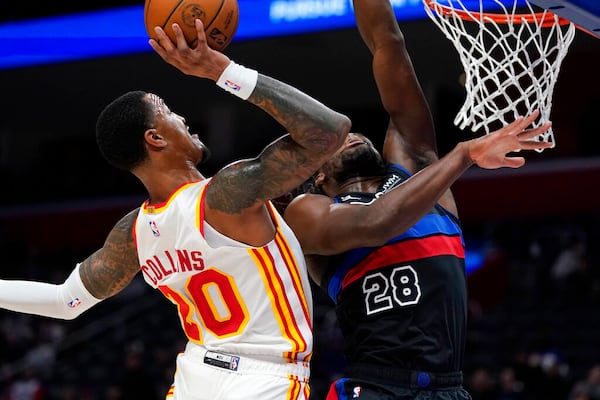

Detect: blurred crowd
[1,215,599,399]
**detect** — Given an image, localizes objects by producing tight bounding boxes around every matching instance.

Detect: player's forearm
[364,143,473,240]
[215,61,349,155]
[247,74,350,154]
[0,264,102,320]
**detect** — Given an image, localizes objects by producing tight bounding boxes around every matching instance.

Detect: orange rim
[424,0,573,27]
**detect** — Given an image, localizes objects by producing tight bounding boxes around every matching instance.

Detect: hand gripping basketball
[144,0,239,51]
[149,20,232,82]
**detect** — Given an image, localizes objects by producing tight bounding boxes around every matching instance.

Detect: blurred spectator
[533,352,572,400]
[116,342,159,400]
[7,367,45,400]
[570,365,600,400]
[497,367,525,400]
[467,367,497,400]
[550,232,588,303]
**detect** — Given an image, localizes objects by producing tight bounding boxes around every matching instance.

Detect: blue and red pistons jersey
[320,164,467,373]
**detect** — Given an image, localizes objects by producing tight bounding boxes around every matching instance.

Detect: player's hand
[467,110,553,169]
[148,19,230,81]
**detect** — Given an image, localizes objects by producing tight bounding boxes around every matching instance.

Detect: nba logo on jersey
[230,356,239,371]
[67,297,81,308]
[352,386,361,398]
[149,220,160,237]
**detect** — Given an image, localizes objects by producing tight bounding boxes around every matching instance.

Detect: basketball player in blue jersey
[0,20,351,400]
[283,0,553,399]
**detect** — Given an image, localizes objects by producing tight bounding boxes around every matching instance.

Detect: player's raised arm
[150,20,351,211]
[285,112,552,256]
[353,0,437,170]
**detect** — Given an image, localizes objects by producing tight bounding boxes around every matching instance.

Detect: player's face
[148,94,210,165]
[320,133,385,183]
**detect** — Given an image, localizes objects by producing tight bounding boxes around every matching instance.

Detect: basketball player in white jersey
[0,21,351,400]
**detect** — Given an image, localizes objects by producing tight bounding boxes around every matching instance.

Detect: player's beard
[198,145,211,165]
[330,145,386,183]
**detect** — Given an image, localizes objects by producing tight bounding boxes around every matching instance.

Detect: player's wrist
[216,60,258,100]
[457,141,477,166]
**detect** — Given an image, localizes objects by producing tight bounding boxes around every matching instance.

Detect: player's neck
[136,167,205,204]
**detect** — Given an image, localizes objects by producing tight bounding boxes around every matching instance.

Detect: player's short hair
[96,90,152,171]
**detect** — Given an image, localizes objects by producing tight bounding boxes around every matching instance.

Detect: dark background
[0,1,599,213]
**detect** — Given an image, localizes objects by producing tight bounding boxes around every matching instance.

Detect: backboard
[530,0,600,37]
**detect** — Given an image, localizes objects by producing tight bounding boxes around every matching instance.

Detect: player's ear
[313,171,326,186]
[144,128,166,148]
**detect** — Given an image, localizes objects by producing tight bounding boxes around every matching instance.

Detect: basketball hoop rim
[424,0,572,27]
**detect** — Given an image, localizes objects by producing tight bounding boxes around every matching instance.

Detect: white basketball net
[423,0,576,148]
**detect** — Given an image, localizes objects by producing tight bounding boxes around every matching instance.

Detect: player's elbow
[328,114,352,152]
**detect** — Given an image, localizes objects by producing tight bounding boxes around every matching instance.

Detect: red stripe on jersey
[341,235,465,290]
[274,229,312,330]
[198,180,211,237]
[287,377,302,399]
[250,248,306,360]
[262,246,309,359]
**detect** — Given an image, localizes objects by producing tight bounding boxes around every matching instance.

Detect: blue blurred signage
[0,0,525,70]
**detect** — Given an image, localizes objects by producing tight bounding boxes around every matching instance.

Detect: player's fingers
[518,122,552,139]
[194,19,208,47]
[153,26,175,51]
[506,110,541,135]
[503,116,526,135]
[503,156,526,168]
[518,110,541,130]
[519,140,553,151]
[171,23,189,48]
[148,38,165,55]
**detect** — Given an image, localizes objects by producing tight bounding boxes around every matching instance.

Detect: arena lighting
[0,0,523,70]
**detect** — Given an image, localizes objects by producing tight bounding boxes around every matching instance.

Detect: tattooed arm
[149,19,350,244]
[150,20,351,212]
[79,209,140,299]
[208,75,350,211]
[0,209,140,319]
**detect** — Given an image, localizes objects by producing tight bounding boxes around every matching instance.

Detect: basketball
[144,0,239,51]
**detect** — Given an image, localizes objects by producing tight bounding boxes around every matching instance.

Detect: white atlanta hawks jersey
[134,180,313,363]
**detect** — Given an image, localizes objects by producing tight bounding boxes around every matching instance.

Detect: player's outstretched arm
[150,20,351,211]
[0,210,140,320]
[285,112,552,256]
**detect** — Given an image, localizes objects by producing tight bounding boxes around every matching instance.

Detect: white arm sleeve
[0,264,102,320]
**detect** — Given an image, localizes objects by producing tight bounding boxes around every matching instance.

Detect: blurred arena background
[1,0,599,399]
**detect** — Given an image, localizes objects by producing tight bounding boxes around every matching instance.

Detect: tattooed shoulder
[79,208,141,299]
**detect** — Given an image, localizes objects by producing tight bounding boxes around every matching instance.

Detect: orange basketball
[144,0,239,51]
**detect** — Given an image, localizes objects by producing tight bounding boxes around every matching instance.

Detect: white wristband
[216,61,258,100]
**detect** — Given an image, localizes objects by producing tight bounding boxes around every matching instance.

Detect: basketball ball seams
[144,0,238,51]
[204,0,225,30]
[162,0,186,30]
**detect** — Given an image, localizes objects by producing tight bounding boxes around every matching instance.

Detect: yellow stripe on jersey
[165,385,175,399]
[287,377,302,399]
[249,247,308,361]
[196,181,209,234]
[303,380,311,399]
[274,228,312,329]
[143,181,200,214]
